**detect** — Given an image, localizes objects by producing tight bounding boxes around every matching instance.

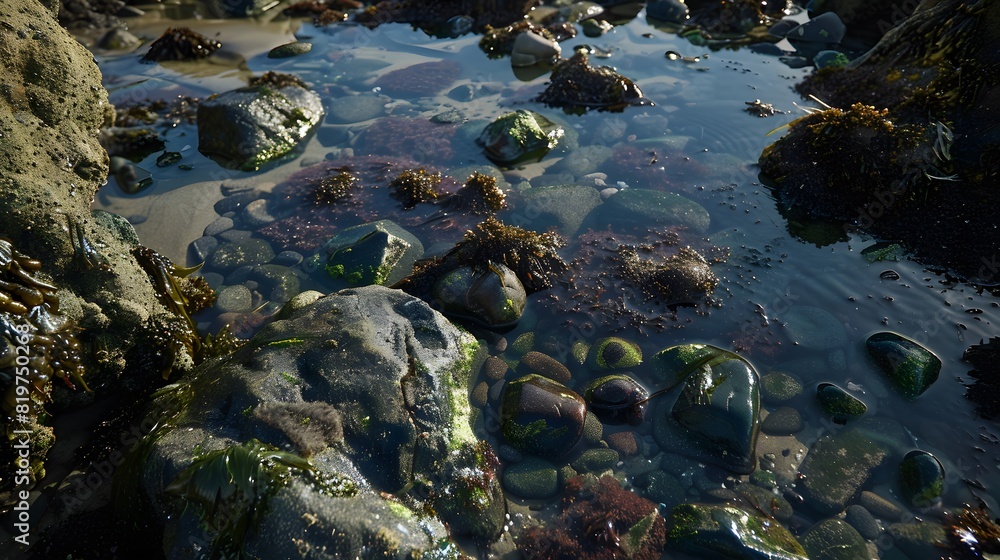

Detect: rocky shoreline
[2,0,1000,558]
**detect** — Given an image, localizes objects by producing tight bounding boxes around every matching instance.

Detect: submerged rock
[500,374,586,460]
[801,519,868,560]
[432,262,527,328]
[197,74,323,170]
[899,450,945,508]
[815,382,867,423]
[665,503,808,560]
[652,344,761,474]
[584,374,649,426]
[866,331,941,400]
[477,109,564,165]
[321,220,424,287]
[797,419,896,515]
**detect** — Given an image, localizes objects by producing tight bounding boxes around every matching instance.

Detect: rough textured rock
[133,286,491,557]
[0,0,200,503]
[197,81,323,171]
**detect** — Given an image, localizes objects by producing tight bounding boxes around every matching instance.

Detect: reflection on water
[93,2,1000,553]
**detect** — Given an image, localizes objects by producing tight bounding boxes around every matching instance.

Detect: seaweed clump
[759,102,927,219]
[762,0,1000,278]
[312,170,358,206]
[536,49,649,113]
[248,71,308,90]
[140,27,221,63]
[520,475,666,560]
[0,240,87,491]
[165,439,354,558]
[942,501,1000,559]
[438,172,508,216]
[536,229,725,334]
[389,168,443,209]
[619,245,719,305]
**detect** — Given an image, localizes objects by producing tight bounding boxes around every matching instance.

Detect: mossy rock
[665,503,808,559]
[866,331,941,400]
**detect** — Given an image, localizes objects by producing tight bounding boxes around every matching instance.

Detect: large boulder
[130,286,504,557]
[0,0,200,501]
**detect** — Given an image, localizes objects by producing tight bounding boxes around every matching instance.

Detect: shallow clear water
[91,2,1000,554]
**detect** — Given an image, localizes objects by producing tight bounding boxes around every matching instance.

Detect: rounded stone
[272,250,304,267]
[204,215,235,237]
[761,406,803,435]
[209,238,276,272]
[605,431,638,456]
[801,519,868,560]
[242,198,277,227]
[433,263,527,328]
[482,355,509,381]
[501,457,560,499]
[586,337,642,370]
[500,374,586,460]
[510,30,561,67]
[325,93,389,124]
[518,351,571,383]
[816,382,867,423]
[582,411,604,445]
[845,504,881,540]
[760,371,804,404]
[858,491,904,521]
[215,284,253,314]
[899,450,945,507]
[570,448,619,473]
[866,332,941,400]
[470,381,489,408]
[645,470,685,508]
[655,344,761,474]
[267,41,312,58]
[583,374,648,426]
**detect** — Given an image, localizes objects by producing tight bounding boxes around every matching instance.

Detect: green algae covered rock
[666,503,808,560]
[652,344,761,474]
[797,421,894,515]
[816,382,867,423]
[586,336,642,370]
[198,78,323,171]
[593,188,711,234]
[866,332,941,399]
[477,109,563,165]
[500,374,587,460]
[321,220,423,288]
[432,262,527,328]
[899,450,945,508]
[801,519,869,560]
[131,286,485,558]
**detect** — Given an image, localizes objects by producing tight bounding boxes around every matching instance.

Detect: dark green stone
[899,450,944,507]
[666,503,808,559]
[586,337,642,370]
[499,374,586,460]
[670,348,760,474]
[866,332,941,399]
[816,382,867,422]
[801,519,869,560]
